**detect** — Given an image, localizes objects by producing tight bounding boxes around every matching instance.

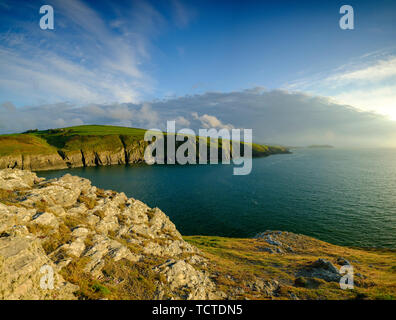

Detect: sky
[0,0,396,146]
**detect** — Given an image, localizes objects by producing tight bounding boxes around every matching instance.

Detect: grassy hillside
[184,234,396,300]
[0,125,288,157]
[0,134,58,156]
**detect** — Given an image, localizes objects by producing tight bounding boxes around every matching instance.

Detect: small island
[307,145,334,149]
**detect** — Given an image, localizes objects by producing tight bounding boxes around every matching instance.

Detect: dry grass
[63,215,87,229]
[27,222,72,254]
[95,188,107,198]
[41,224,73,254]
[60,256,167,300]
[184,235,396,300]
[99,258,161,299]
[93,210,105,219]
[60,257,102,300]
[0,188,19,206]
[77,195,97,210]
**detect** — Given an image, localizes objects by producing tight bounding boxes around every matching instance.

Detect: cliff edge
[0,169,394,300]
[0,125,290,171]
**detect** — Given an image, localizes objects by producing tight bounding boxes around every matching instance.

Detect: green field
[0,125,145,156]
[0,125,288,157]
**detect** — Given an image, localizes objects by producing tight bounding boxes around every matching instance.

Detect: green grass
[36,125,147,136]
[0,125,289,158]
[0,134,58,156]
[0,125,146,156]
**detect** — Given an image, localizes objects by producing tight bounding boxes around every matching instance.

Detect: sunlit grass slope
[0,125,288,156]
[184,235,396,300]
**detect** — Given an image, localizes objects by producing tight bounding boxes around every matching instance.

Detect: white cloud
[192,112,234,130]
[150,89,396,147]
[333,85,396,119]
[1,89,396,148]
[0,0,162,105]
[284,51,396,120]
[326,56,396,83]
[173,116,190,127]
[138,103,160,128]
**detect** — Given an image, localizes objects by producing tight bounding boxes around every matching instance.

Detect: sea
[38,148,396,248]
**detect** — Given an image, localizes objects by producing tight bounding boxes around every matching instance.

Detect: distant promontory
[0,125,290,171]
[307,145,334,149]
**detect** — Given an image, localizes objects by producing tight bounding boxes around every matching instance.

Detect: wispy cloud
[171,0,197,28]
[284,50,396,120]
[326,57,396,83]
[0,0,166,105]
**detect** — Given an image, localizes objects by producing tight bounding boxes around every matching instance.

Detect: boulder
[0,168,42,190]
[154,259,220,300]
[298,258,341,283]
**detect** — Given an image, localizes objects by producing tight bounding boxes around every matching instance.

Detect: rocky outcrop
[297,258,342,283]
[254,230,295,254]
[154,259,222,299]
[0,168,223,300]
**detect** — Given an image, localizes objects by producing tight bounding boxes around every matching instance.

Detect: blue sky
[1,0,396,145]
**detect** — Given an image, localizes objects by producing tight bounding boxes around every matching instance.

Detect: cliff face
[0,139,150,171]
[0,134,289,172]
[0,154,70,171]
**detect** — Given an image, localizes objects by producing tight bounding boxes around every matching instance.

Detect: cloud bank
[2,89,396,148]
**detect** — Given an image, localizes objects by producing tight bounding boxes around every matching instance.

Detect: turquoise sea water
[38,148,396,248]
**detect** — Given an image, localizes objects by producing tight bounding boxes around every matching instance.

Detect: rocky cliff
[0,168,224,300]
[0,139,149,171]
[0,125,290,171]
[1,168,393,300]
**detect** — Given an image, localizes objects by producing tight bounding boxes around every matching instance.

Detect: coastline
[0,126,290,172]
[0,168,394,300]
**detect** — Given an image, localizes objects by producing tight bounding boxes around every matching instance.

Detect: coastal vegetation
[0,125,289,171]
[185,235,396,300]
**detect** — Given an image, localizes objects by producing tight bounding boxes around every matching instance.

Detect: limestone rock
[154,259,219,300]
[31,212,59,229]
[0,233,78,299]
[0,168,42,190]
[246,279,280,296]
[83,235,141,276]
[0,169,224,300]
